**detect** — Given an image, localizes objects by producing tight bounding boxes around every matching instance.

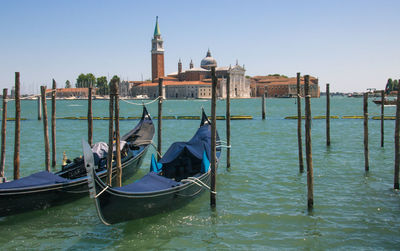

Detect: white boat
[135,95,149,99]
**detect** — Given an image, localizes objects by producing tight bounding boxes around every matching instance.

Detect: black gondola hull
[0,146,149,217]
[93,171,211,224]
[0,106,154,217]
[87,108,220,225]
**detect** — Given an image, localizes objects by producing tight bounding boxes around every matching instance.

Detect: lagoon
[0,97,399,250]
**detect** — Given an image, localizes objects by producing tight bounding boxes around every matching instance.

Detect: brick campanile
[151,16,164,82]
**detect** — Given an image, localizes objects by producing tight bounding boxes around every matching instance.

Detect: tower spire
[151,16,164,82]
[154,16,161,37]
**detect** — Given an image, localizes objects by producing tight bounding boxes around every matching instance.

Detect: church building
[130,17,251,99]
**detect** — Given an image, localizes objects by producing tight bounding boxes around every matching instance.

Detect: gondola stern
[82,139,113,226]
[82,139,96,199]
[142,105,152,122]
[200,108,211,127]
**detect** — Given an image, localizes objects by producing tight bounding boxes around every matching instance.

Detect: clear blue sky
[1,0,399,93]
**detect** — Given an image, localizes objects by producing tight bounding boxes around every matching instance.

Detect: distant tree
[76,73,96,88]
[394,79,399,91]
[65,80,71,88]
[96,76,108,95]
[385,78,393,94]
[108,75,121,94]
[268,74,288,78]
[110,75,120,82]
[76,74,86,88]
[86,73,96,88]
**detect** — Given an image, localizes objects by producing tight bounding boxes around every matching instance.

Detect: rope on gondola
[95,185,109,198]
[181,176,216,194]
[121,96,162,106]
[150,141,163,158]
[217,140,231,149]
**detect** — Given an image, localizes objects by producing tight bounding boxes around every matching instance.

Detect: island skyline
[1,0,399,94]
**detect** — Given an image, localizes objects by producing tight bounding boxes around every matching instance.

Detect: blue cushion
[115,172,180,192]
[0,171,68,189]
[201,151,210,173]
[150,154,162,173]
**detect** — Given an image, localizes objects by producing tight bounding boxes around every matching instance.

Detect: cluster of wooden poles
[261,73,400,210]
[157,66,231,207]
[0,73,62,183]
[0,70,232,208]
[259,74,316,209]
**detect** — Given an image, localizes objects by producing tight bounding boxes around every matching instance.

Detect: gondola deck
[85,109,221,225]
[0,106,155,217]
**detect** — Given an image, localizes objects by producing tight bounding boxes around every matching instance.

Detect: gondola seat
[115,172,180,193]
[0,171,68,189]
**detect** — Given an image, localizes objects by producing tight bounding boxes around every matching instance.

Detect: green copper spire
[154,16,161,37]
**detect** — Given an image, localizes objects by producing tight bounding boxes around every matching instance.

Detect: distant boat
[93,95,108,100]
[373,98,397,106]
[135,95,149,99]
[64,96,77,100]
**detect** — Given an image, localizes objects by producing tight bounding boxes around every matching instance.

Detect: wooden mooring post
[37,95,42,120]
[381,90,384,147]
[210,66,217,207]
[51,79,56,168]
[297,72,304,173]
[14,72,21,179]
[88,83,93,146]
[113,80,122,187]
[226,75,231,169]
[394,86,400,189]
[326,83,331,146]
[363,93,369,172]
[106,84,115,186]
[0,88,7,182]
[41,86,50,172]
[304,75,313,210]
[261,90,266,120]
[157,78,163,162]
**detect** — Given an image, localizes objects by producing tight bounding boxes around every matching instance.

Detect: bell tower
[151,16,164,82]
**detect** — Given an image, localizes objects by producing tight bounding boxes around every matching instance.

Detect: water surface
[0,97,399,250]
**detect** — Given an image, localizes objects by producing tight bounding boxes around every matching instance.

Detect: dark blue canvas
[0,171,68,189]
[160,124,212,164]
[115,172,180,192]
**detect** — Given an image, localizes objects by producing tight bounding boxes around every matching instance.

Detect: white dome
[200,49,217,70]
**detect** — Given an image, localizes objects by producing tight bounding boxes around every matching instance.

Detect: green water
[0,97,399,250]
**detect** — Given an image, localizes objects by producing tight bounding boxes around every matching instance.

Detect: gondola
[0,106,154,217]
[84,109,220,225]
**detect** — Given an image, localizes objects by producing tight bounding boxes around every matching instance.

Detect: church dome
[200,49,217,70]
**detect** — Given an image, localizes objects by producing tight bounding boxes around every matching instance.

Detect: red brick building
[250,75,320,98]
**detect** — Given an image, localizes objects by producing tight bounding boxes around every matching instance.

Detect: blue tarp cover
[160,124,212,164]
[115,172,180,192]
[0,171,68,189]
